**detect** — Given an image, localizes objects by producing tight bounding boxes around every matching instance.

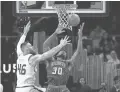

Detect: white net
[53,4,77,30]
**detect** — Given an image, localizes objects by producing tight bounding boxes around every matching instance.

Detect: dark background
[1,1,120,92]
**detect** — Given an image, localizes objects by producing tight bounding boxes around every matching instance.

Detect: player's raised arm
[16,21,31,56]
[29,36,71,66]
[43,26,65,52]
[68,22,85,63]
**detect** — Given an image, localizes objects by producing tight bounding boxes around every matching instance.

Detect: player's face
[26,43,36,55]
[56,51,67,60]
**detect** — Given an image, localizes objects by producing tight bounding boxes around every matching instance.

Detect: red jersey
[47,60,70,86]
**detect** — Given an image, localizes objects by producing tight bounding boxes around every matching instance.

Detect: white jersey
[16,54,37,87]
[0,84,3,92]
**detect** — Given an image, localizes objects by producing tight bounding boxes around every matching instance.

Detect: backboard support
[13,1,109,17]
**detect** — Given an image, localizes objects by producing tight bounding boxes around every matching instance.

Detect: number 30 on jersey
[52,67,63,75]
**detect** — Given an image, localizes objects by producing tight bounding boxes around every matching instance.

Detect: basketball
[68,14,80,27]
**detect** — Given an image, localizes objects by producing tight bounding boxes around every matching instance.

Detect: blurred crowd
[83,25,120,63]
[66,76,120,92]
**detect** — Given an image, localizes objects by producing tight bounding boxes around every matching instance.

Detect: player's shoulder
[17,54,33,61]
[64,60,71,64]
[18,53,32,57]
[27,54,34,60]
[22,54,33,60]
[29,54,44,64]
[29,54,40,58]
[28,54,39,61]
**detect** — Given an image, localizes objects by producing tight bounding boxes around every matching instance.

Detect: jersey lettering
[52,67,63,75]
[17,64,26,75]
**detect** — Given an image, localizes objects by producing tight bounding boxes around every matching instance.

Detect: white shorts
[15,86,40,92]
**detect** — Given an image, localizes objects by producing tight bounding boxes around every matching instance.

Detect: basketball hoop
[53,4,77,30]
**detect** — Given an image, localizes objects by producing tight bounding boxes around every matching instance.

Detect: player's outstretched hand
[78,22,85,38]
[60,35,71,47]
[55,25,65,34]
[23,21,31,35]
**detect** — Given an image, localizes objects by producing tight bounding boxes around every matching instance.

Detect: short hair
[21,42,29,52]
[114,76,120,83]
[56,50,67,59]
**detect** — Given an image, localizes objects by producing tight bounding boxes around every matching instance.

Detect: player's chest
[48,64,68,76]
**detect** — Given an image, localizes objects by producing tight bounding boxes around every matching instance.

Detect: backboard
[13,1,109,17]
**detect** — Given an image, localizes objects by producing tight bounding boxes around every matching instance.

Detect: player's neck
[23,52,29,56]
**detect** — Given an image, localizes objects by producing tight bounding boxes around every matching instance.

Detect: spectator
[101,32,117,62]
[110,76,120,92]
[83,38,93,56]
[108,51,120,64]
[114,38,120,60]
[75,78,104,92]
[105,51,120,91]
[89,25,106,51]
[100,32,117,56]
